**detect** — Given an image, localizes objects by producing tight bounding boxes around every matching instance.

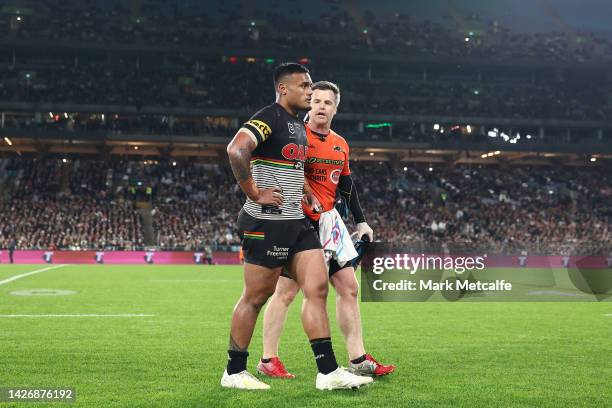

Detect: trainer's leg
[332,266,396,376]
[262,276,300,359]
[227,263,281,374]
[330,266,366,360]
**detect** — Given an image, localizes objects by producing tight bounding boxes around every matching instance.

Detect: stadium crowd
[3,1,612,62]
[146,161,243,250]
[0,158,144,250]
[0,196,143,250]
[1,60,611,121]
[351,162,611,255]
[0,158,609,255]
[2,0,612,125]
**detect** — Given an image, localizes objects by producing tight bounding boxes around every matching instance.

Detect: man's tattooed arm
[227,132,260,201]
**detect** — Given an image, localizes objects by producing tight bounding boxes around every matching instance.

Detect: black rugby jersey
[240,102,308,220]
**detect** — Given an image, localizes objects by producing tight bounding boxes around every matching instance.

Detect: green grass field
[0,264,611,408]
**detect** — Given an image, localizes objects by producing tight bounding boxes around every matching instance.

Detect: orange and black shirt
[303,126,350,222]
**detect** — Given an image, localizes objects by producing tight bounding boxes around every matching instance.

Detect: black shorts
[280,218,352,280]
[237,209,322,268]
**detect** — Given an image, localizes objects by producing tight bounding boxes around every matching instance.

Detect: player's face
[282,73,313,110]
[309,89,338,127]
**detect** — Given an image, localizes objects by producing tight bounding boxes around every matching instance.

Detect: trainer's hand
[302,192,322,213]
[255,187,284,206]
[354,222,374,242]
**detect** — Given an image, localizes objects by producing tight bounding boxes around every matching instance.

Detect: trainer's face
[309,89,338,127]
[279,73,313,111]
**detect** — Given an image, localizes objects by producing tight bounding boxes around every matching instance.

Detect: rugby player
[222,64,373,390]
[257,81,396,379]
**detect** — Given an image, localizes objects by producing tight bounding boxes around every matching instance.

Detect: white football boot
[315,367,374,390]
[221,370,271,390]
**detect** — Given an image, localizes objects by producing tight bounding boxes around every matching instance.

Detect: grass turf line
[0,264,610,408]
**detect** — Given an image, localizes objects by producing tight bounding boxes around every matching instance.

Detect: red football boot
[349,354,396,376]
[256,357,295,379]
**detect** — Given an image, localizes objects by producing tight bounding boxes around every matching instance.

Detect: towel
[317,208,358,268]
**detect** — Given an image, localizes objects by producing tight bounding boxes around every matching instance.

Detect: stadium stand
[0,3,610,255]
[0,158,609,254]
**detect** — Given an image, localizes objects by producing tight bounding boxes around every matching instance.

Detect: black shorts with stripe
[237,209,321,268]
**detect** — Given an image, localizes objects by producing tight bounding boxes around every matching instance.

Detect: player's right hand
[255,187,284,206]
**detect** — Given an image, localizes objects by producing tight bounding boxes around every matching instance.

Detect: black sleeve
[338,174,366,224]
[242,105,277,145]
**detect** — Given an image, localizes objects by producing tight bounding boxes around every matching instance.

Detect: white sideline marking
[150,279,239,282]
[0,314,156,318]
[0,264,67,286]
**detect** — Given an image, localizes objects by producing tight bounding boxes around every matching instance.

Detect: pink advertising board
[0,250,240,265]
[0,251,609,268]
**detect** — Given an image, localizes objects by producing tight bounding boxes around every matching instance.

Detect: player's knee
[250,297,268,312]
[246,288,275,310]
[338,280,359,299]
[303,279,328,300]
[279,286,298,306]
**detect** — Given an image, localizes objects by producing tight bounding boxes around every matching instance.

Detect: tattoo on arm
[229,335,248,352]
[229,146,252,183]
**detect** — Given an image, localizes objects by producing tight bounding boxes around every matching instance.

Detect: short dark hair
[312,80,341,106]
[273,62,310,87]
